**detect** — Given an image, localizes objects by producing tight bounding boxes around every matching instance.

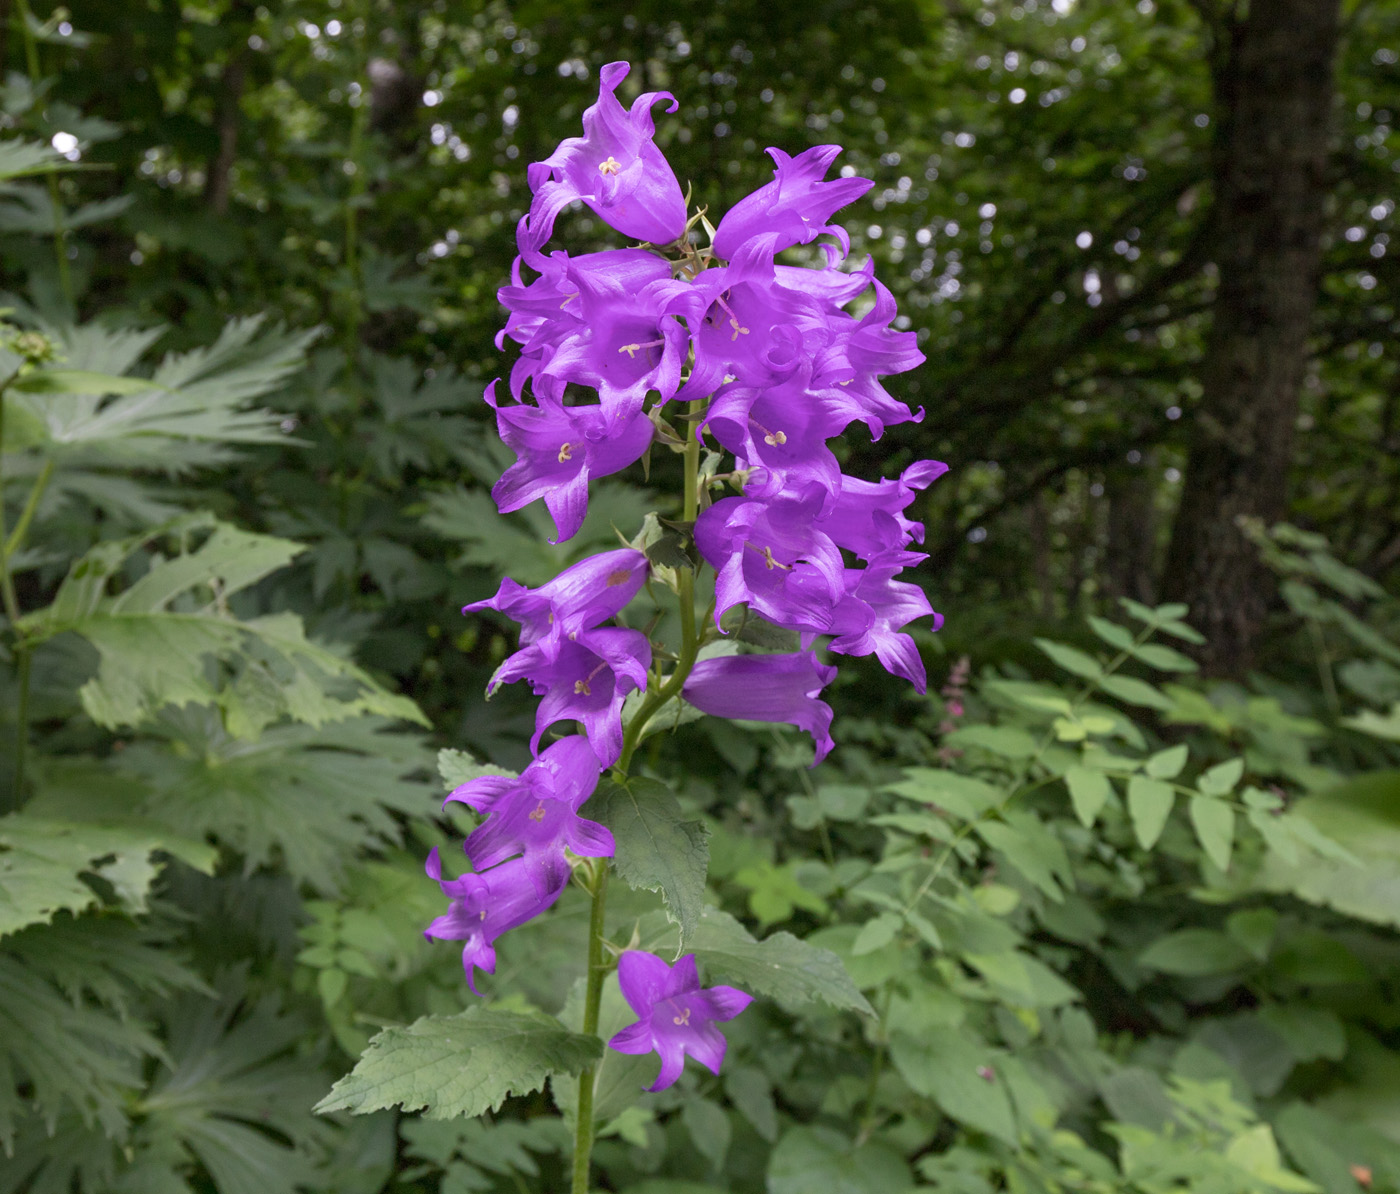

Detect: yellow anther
[598,155,623,175]
[574,679,592,696]
[729,319,750,341]
[618,343,642,358]
[528,802,547,823]
[558,442,573,462]
[672,1007,692,1026]
[763,430,788,446]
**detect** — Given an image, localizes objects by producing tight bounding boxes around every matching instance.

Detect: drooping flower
[489,628,651,766]
[445,736,613,895]
[711,144,873,262]
[694,488,847,638]
[520,61,686,257]
[424,849,565,994]
[463,548,650,651]
[682,650,839,764]
[485,381,655,544]
[827,549,941,693]
[606,951,753,1091]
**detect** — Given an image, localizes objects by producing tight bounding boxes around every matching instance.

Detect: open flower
[607,951,752,1091]
[486,382,655,544]
[446,736,613,896]
[827,549,941,692]
[423,849,566,994]
[520,61,686,256]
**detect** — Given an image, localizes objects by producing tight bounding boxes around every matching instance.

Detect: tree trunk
[1161,0,1341,674]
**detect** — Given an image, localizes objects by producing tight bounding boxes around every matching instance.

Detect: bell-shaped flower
[607,951,753,1092]
[535,250,690,414]
[711,144,873,262]
[695,489,847,638]
[827,550,941,693]
[447,736,613,896]
[486,381,655,544]
[816,460,947,558]
[424,849,565,995]
[682,650,839,764]
[463,548,650,651]
[521,61,686,257]
[489,627,651,766]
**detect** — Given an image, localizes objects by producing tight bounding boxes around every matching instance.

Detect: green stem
[15,0,73,307]
[570,863,610,1194]
[5,456,52,559]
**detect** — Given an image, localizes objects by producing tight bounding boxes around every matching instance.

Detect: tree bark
[1161,0,1341,674]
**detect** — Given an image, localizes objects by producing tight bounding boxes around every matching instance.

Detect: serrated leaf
[1198,757,1245,796]
[1035,638,1105,681]
[1144,744,1189,780]
[1127,776,1175,849]
[0,812,215,937]
[592,778,709,948]
[1098,673,1174,711]
[643,906,873,1016]
[438,748,516,792]
[11,367,162,396]
[316,1008,602,1118]
[1189,796,1236,871]
[1065,766,1112,827]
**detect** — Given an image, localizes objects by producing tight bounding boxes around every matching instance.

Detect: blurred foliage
[0,1,1399,1192]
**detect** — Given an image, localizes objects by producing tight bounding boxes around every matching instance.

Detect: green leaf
[0,137,69,181]
[11,367,164,396]
[1097,674,1175,711]
[643,906,873,1016]
[889,1028,1019,1144]
[851,912,901,956]
[592,778,709,948]
[315,1008,603,1119]
[1138,929,1252,976]
[1087,615,1138,653]
[437,748,515,791]
[1198,758,1245,796]
[976,811,1071,902]
[724,1065,778,1143]
[1343,703,1400,743]
[1189,796,1236,871]
[1127,776,1175,849]
[23,515,425,735]
[1035,638,1105,681]
[681,1097,732,1173]
[1065,766,1112,827]
[0,812,215,937]
[888,769,1000,820]
[944,724,1038,759]
[1144,744,1189,780]
[1133,643,1199,673]
[767,1126,912,1194]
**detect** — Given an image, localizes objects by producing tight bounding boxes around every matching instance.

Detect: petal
[606,1018,656,1055]
[646,1041,687,1092]
[616,950,675,1016]
[684,1022,729,1076]
[699,985,754,1021]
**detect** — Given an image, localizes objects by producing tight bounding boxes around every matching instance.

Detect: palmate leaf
[0,136,70,182]
[0,913,205,1151]
[21,513,425,735]
[0,810,215,938]
[315,1007,603,1119]
[6,315,315,471]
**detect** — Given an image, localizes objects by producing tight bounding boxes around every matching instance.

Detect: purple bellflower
[485,381,655,544]
[424,848,566,994]
[828,549,942,693]
[683,650,839,764]
[489,628,651,766]
[607,951,753,1091]
[463,548,650,650]
[521,62,686,257]
[695,488,847,638]
[446,736,613,896]
[815,459,948,558]
[711,144,873,262]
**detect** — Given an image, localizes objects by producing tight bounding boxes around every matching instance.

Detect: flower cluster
[427,61,944,1091]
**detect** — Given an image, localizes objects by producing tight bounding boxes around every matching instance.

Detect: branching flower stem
[572,396,707,1193]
